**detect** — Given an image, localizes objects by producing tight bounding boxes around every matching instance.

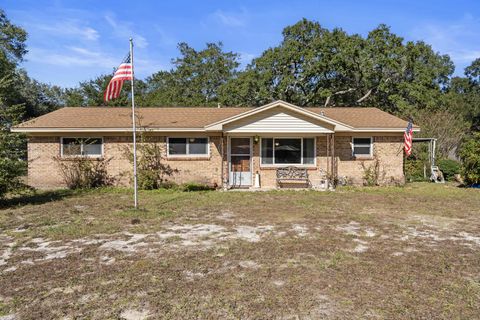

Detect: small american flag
[104,53,133,102]
[404,120,413,156]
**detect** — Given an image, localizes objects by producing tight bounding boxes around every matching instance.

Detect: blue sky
[3,0,480,87]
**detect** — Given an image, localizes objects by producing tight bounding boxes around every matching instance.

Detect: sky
[3,0,480,88]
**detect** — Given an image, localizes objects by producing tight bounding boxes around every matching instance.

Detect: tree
[0,10,29,197]
[459,133,480,185]
[6,69,64,117]
[414,109,468,158]
[145,42,239,106]
[0,95,27,198]
[0,9,27,63]
[64,74,147,107]
[220,19,454,113]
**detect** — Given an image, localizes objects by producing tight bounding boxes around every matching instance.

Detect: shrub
[404,159,428,182]
[123,137,178,190]
[55,157,114,189]
[361,159,385,186]
[437,159,461,181]
[459,133,480,185]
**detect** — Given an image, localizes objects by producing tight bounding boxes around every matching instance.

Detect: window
[352,137,372,157]
[261,138,315,165]
[167,137,209,156]
[61,138,103,157]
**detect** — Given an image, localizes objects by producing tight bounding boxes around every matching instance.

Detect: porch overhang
[204,100,351,133]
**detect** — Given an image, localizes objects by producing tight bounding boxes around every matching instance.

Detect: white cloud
[211,8,249,27]
[30,20,99,41]
[26,46,168,80]
[409,14,480,72]
[27,46,116,68]
[105,13,148,48]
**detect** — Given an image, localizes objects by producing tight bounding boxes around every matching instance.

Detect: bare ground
[0,183,479,319]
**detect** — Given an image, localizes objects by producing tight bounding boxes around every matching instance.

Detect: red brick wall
[26,134,404,189]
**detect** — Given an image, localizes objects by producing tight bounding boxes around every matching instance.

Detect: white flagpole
[130,38,138,208]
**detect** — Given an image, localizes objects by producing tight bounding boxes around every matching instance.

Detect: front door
[229,137,252,187]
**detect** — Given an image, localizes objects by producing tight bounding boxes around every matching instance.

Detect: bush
[181,182,215,192]
[437,159,461,181]
[404,159,428,182]
[55,157,114,189]
[124,137,178,190]
[459,133,480,185]
[361,159,385,186]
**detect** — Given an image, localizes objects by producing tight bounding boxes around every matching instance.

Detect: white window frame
[167,137,210,157]
[260,137,316,167]
[351,137,373,157]
[60,137,104,158]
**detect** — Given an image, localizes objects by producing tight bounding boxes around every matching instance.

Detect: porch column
[221,134,228,189]
[326,133,336,185]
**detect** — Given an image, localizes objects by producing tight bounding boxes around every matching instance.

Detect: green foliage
[145,42,239,106]
[361,159,385,186]
[437,159,461,181]
[459,133,480,185]
[0,11,29,198]
[404,160,428,182]
[0,9,27,64]
[220,19,453,112]
[124,136,178,190]
[63,74,147,107]
[0,151,26,197]
[55,157,114,189]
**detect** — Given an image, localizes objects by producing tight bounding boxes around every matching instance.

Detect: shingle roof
[13,106,416,130]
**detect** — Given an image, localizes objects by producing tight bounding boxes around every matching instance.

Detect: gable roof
[205,100,351,131]
[12,100,419,133]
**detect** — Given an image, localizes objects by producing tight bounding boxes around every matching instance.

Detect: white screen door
[229,138,252,187]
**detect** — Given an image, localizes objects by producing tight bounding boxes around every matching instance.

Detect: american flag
[104,53,133,102]
[404,120,413,156]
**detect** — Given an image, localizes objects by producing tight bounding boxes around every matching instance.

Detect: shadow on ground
[0,189,75,209]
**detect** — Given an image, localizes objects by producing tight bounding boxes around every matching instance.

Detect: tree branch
[324,88,356,107]
[356,88,373,103]
[355,78,391,104]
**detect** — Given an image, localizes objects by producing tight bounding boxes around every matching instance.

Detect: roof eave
[336,128,421,133]
[10,127,208,133]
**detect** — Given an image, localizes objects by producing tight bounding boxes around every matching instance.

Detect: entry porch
[223,134,337,190]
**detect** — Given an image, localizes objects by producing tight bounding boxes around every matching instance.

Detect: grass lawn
[0,183,479,319]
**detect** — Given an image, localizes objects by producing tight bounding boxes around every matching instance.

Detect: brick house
[12,100,419,189]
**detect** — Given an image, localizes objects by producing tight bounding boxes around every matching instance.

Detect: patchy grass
[0,183,479,319]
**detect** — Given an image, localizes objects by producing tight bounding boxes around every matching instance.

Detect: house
[12,100,419,189]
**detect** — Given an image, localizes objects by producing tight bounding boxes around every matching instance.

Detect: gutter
[10,127,208,133]
[11,127,420,134]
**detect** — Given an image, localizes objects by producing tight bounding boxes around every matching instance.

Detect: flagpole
[130,38,138,209]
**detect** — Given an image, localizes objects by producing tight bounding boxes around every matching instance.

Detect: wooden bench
[276,166,310,188]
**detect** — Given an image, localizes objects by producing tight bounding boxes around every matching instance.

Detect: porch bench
[276,166,310,188]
